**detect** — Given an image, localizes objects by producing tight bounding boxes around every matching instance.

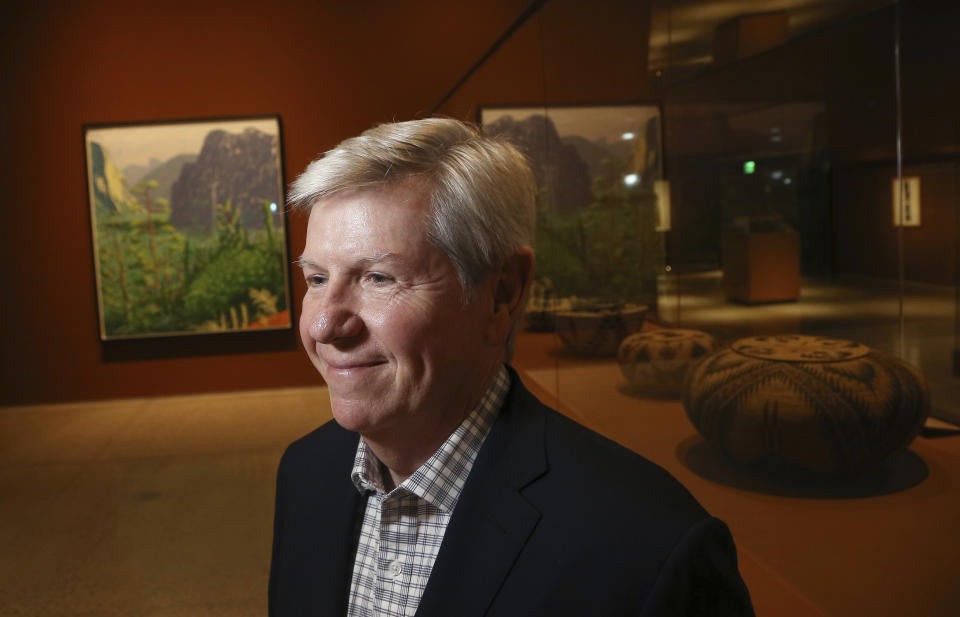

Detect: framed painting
[479,103,665,314]
[84,115,292,341]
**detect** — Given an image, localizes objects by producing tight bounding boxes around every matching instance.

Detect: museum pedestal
[722,229,800,303]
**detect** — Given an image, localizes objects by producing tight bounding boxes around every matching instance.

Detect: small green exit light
[743,161,756,174]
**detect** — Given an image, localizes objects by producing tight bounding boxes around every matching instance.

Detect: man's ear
[484,247,535,346]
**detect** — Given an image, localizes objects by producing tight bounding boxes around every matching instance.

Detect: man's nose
[308,291,364,344]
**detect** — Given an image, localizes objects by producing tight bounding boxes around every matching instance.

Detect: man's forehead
[307,185,428,227]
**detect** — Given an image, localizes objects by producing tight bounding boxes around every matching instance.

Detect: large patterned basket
[683,335,930,474]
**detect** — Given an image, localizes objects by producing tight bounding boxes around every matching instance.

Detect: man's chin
[329,396,389,435]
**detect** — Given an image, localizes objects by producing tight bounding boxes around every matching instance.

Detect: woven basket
[618,329,715,395]
[683,335,930,474]
[554,304,647,356]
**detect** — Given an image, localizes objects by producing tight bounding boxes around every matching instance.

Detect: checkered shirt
[345,365,510,617]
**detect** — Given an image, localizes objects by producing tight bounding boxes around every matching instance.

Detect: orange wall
[0,0,533,405]
[828,3,959,285]
[437,0,652,120]
[833,161,959,285]
[0,0,653,406]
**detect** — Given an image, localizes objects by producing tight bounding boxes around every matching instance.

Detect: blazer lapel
[271,423,364,617]
[312,466,365,616]
[415,373,549,617]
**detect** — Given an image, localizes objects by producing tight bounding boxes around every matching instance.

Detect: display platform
[513,331,960,617]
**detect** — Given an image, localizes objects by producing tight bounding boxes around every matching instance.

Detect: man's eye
[306,274,327,286]
[366,272,393,285]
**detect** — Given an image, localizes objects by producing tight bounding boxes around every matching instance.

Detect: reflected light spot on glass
[784,178,793,185]
[270,202,278,213]
[624,173,639,186]
[621,132,636,141]
[771,170,784,180]
[770,134,783,143]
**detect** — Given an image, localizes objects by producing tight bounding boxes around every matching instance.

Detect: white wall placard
[654,179,671,231]
[892,176,921,227]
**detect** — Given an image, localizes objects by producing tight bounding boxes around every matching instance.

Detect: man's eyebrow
[295,253,400,269]
[294,256,315,270]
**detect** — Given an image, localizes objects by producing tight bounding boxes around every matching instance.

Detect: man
[270,118,754,616]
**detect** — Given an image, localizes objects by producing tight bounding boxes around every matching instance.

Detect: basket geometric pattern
[555,305,647,356]
[683,335,930,474]
[617,329,715,394]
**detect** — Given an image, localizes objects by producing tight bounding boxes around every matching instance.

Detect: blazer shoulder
[545,407,706,515]
[504,379,709,543]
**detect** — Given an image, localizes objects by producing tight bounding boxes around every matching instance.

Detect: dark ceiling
[648,0,895,72]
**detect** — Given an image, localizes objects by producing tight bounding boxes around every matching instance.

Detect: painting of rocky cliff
[480,105,665,314]
[84,116,291,340]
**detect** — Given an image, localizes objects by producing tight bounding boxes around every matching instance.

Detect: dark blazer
[270,368,754,616]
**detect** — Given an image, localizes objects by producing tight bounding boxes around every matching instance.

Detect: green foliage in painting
[96,179,190,335]
[183,200,287,330]
[535,171,662,307]
[95,189,287,337]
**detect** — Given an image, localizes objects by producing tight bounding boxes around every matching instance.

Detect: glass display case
[464,6,960,610]
[480,104,665,355]
[486,0,959,428]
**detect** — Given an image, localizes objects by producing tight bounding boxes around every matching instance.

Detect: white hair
[288,118,536,297]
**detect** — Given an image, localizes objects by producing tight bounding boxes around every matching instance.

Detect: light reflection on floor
[655,271,960,423]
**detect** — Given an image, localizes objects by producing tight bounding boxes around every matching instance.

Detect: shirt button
[387,560,402,579]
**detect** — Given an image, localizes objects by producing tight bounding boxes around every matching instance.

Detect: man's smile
[322,358,388,372]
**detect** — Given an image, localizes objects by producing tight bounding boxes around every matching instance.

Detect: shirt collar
[350,365,510,513]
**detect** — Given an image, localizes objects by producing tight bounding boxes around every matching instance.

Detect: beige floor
[0,387,333,617]
[3,366,959,616]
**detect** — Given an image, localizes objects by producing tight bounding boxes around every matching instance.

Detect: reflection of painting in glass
[84,116,291,340]
[480,105,664,310]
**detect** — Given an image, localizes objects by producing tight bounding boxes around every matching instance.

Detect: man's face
[298,181,497,442]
